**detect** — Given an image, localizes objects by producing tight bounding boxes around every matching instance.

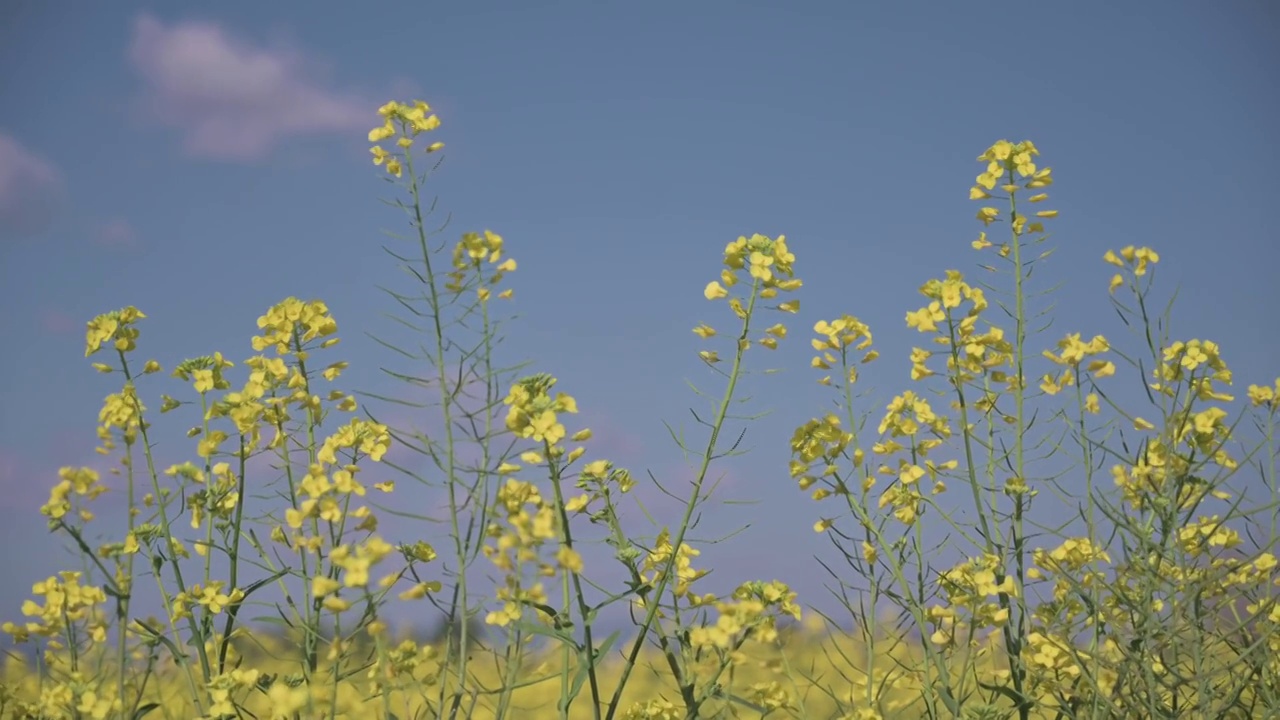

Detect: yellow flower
[1247,382,1276,407]
[861,541,877,564]
[906,302,945,333]
[398,581,441,600]
[1039,374,1062,395]
[1084,393,1100,414]
[1088,360,1116,378]
[1108,273,1124,294]
[703,281,728,300]
[557,547,584,574]
[313,576,341,597]
[322,596,351,612]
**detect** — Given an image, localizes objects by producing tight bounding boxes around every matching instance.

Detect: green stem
[547,444,603,720]
[216,437,250,674]
[604,278,760,720]
[401,136,470,719]
[120,357,213,685]
[1006,175,1031,719]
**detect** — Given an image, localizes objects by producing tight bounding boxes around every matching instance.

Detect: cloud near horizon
[0,133,62,240]
[39,309,78,336]
[128,13,373,162]
[93,218,139,249]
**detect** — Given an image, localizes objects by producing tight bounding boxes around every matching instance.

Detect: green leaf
[132,619,185,664]
[593,629,621,664]
[512,618,577,649]
[240,569,288,598]
[131,703,161,720]
[563,660,590,710]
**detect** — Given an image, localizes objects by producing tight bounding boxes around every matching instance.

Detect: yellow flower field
[1,100,1277,720]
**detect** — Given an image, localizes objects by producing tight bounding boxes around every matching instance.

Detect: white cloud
[0,132,61,240]
[94,218,138,249]
[128,14,372,162]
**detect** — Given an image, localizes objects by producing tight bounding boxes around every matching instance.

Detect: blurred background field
[1,3,1277,720]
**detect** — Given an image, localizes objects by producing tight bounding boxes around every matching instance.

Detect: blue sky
[1,2,1277,634]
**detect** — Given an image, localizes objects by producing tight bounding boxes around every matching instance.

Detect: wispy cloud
[0,132,61,240]
[40,309,78,336]
[577,413,645,461]
[93,218,139,249]
[0,450,17,498]
[128,14,372,162]
[0,449,55,512]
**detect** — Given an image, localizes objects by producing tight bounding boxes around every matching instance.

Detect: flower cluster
[366,638,439,696]
[482,478,564,626]
[85,306,146,358]
[201,668,271,719]
[201,353,294,449]
[1023,630,1091,685]
[970,139,1056,239]
[687,580,801,651]
[1033,537,1112,575]
[447,229,517,302]
[871,392,955,523]
[1028,537,1112,625]
[251,297,339,356]
[3,571,108,642]
[790,414,856,503]
[310,536,406,612]
[576,457,635,503]
[1040,332,1113,398]
[1176,515,1243,556]
[906,271,1009,387]
[96,381,146,454]
[639,528,708,605]
[810,315,876,387]
[1109,438,1178,512]
[1104,245,1160,293]
[623,698,682,720]
[283,459,372,539]
[368,100,444,178]
[8,674,122,720]
[164,461,241,534]
[503,373,578,447]
[319,417,392,465]
[279,418,390,539]
[786,317,880,533]
[172,581,245,620]
[698,233,800,364]
[1247,379,1280,410]
[929,553,1017,647]
[40,466,107,523]
[1156,338,1231,394]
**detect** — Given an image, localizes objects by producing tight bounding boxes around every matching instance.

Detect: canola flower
[1,109,1276,720]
